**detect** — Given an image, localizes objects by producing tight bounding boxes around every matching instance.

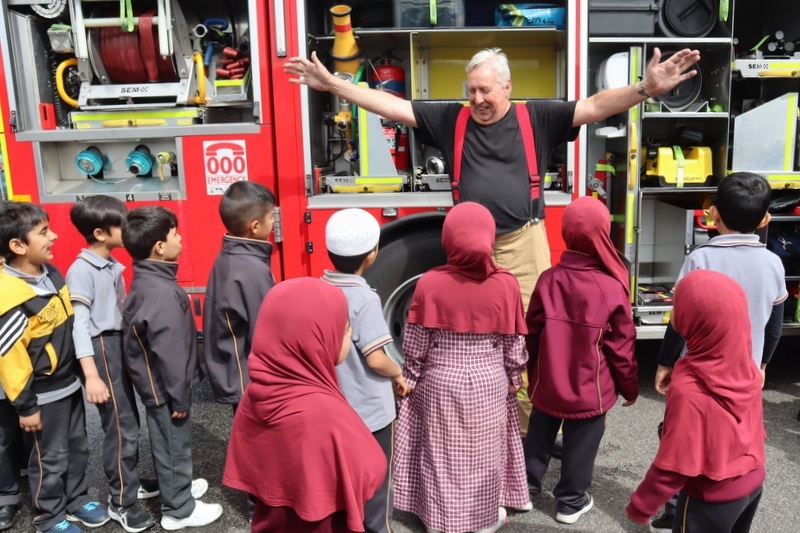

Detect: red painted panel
[180,129,278,285]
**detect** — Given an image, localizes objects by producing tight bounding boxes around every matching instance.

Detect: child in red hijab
[223,278,387,533]
[524,196,639,524]
[393,202,529,533]
[627,270,765,532]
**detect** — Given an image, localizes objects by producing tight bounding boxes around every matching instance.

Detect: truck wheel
[364,228,446,363]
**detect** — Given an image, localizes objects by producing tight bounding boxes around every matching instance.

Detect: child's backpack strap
[451,103,540,204]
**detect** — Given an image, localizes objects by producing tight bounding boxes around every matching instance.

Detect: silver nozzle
[193,24,208,38]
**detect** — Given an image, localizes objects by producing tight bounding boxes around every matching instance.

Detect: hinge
[306,241,314,253]
[272,206,283,243]
[304,211,312,224]
[9,111,16,132]
[305,174,313,196]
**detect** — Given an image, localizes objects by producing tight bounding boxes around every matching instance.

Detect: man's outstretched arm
[573,47,701,127]
[285,51,417,127]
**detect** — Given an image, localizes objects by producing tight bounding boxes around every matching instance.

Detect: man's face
[466,63,512,126]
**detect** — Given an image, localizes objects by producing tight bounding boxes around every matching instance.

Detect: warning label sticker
[203,140,248,195]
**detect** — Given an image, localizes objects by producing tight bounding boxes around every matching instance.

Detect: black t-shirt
[411,100,579,233]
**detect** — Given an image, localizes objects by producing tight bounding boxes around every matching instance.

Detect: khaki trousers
[492,220,551,438]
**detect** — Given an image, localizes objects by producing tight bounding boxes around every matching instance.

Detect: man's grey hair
[465,48,511,86]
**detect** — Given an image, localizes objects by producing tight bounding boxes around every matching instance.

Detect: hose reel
[95,9,178,84]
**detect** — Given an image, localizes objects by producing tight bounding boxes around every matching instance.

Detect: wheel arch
[378,210,447,247]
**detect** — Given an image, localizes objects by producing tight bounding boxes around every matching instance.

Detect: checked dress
[393,323,529,533]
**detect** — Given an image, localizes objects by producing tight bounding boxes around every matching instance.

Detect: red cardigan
[526,252,639,419]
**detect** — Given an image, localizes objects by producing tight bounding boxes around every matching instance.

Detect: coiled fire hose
[99,10,177,84]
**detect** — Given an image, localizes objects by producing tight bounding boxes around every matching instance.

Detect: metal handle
[274,0,287,57]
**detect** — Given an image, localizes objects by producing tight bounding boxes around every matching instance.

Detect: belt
[93,330,122,338]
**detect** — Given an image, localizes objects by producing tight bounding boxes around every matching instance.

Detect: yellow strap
[673,146,685,188]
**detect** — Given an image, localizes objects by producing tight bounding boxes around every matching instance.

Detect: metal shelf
[590,37,733,45]
[16,123,261,142]
[643,112,729,119]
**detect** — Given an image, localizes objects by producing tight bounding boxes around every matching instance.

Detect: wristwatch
[636,80,650,99]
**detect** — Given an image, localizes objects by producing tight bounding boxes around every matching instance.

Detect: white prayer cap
[325,208,380,256]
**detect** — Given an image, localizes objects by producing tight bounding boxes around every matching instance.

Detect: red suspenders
[451,102,540,204]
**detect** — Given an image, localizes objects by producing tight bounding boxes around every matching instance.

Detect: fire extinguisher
[369,51,405,99]
[395,124,409,171]
[588,153,615,202]
[379,121,409,172]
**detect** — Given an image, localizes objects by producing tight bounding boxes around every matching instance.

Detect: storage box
[589,0,660,36]
[465,0,500,26]
[644,146,713,187]
[635,306,671,325]
[495,4,566,29]
[394,0,465,28]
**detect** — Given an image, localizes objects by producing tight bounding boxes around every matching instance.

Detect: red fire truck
[0,1,585,344]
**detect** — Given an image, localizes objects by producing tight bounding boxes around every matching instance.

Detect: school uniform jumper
[67,249,143,509]
[322,270,395,533]
[0,264,92,531]
[204,235,275,406]
[122,259,203,520]
[524,252,639,514]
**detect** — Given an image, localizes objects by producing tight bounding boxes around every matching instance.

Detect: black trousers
[364,422,394,533]
[0,399,22,507]
[30,390,92,531]
[92,333,143,508]
[145,404,195,519]
[674,485,762,533]
[523,410,606,513]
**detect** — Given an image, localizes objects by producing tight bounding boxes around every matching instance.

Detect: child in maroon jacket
[627,270,765,533]
[523,196,639,525]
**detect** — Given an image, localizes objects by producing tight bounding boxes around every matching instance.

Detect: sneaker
[107,499,156,533]
[508,501,533,512]
[475,507,508,533]
[137,479,160,500]
[190,478,209,500]
[39,519,84,533]
[160,500,222,530]
[137,478,207,500]
[556,494,594,524]
[650,512,674,533]
[66,502,110,528]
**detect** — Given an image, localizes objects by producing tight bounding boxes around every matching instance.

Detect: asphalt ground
[6,339,800,533]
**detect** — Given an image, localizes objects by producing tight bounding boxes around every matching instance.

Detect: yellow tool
[101,119,166,127]
[644,146,713,187]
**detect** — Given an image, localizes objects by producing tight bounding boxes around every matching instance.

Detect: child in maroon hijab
[223,278,387,533]
[524,196,639,525]
[627,270,765,533]
[393,202,529,533]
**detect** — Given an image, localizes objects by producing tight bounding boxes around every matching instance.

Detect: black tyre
[364,227,446,362]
